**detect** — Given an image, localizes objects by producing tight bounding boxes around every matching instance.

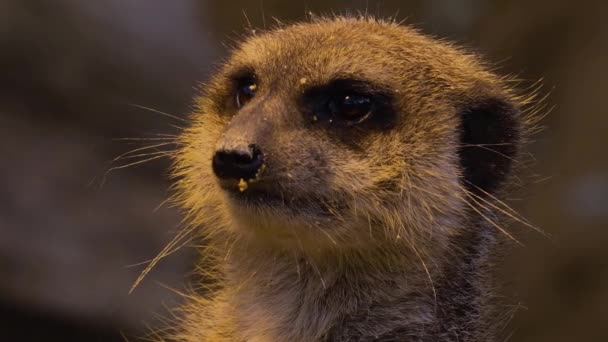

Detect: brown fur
[167,16,536,342]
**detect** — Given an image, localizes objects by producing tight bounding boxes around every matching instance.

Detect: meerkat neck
[217,222,494,340]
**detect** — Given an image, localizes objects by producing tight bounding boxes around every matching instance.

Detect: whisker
[319,228,338,246]
[289,225,327,289]
[401,166,520,244]
[123,259,154,269]
[155,281,199,302]
[107,154,169,172]
[115,151,174,161]
[463,195,523,246]
[154,133,181,138]
[129,104,189,124]
[234,269,258,293]
[130,224,196,293]
[308,256,327,290]
[464,186,524,220]
[112,137,177,142]
[97,150,172,188]
[462,179,546,236]
[260,0,266,29]
[458,143,516,147]
[119,331,131,342]
[153,196,174,213]
[111,142,176,163]
[223,236,241,262]
[532,175,553,184]
[461,145,521,165]
[405,238,437,309]
[462,186,545,236]
[292,251,301,281]
[242,9,253,30]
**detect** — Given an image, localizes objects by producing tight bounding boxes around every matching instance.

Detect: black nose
[212,144,264,180]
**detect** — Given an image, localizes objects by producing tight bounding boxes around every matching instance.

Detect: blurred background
[0,0,606,341]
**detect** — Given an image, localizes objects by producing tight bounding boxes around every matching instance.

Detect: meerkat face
[177,18,521,253]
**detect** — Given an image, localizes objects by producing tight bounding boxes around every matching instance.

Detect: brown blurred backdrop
[0,0,606,341]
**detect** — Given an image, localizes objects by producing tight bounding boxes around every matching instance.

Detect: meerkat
[167,16,534,342]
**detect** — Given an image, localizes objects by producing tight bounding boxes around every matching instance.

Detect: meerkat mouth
[217,178,295,205]
[218,180,346,219]
[225,186,290,206]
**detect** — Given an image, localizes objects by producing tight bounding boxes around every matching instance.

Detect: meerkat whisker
[111,142,176,162]
[106,155,169,171]
[129,104,189,124]
[112,137,178,142]
[130,223,196,293]
[462,195,523,246]
[462,186,545,236]
[114,151,174,162]
[462,179,546,236]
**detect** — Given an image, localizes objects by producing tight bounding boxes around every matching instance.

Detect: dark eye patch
[300,78,396,129]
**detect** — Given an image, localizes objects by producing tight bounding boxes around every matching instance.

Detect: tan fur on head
[166,15,537,342]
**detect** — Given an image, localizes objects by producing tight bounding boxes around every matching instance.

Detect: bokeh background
[0,0,606,341]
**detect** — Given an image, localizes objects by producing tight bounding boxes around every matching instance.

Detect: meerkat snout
[212,144,264,181]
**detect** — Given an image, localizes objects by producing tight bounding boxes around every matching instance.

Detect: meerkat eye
[329,94,373,124]
[235,79,257,109]
[301,79,393,127]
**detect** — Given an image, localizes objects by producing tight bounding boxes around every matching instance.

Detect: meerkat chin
[170,16,531,342]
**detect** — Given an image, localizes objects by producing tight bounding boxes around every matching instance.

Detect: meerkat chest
[234,290,337,342]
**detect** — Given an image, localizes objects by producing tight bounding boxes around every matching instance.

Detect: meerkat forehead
[224,18,484,95]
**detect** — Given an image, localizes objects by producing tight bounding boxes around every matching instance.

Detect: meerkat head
[175,17,522,255]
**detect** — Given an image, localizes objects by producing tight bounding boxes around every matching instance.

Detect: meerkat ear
[458,97,521,194]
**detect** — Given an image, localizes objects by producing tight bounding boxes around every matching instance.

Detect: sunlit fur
[164,16,541,342]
